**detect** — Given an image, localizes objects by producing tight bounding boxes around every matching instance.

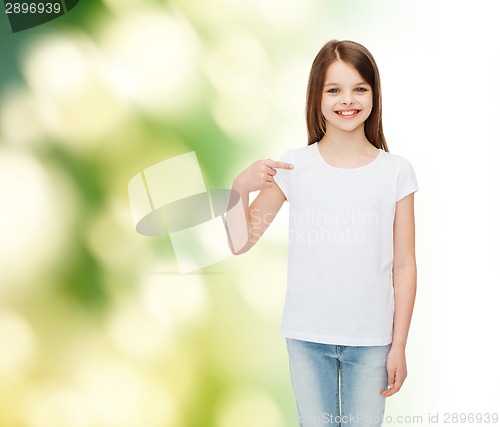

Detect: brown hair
[305,39,388,151]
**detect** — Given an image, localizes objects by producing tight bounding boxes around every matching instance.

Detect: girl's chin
[326,121,366,132]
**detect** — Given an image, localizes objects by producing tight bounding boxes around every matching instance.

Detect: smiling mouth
[335,109,360,117]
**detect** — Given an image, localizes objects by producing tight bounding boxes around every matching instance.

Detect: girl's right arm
[225,159,293,255]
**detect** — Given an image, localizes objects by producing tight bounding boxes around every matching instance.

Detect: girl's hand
[233,159,294,193]
[380,347,407,398]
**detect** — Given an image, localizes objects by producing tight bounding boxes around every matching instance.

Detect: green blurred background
[0,1,346,425]
[1,0,499,426]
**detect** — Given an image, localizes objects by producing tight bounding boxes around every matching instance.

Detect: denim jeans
[286,337,392,427]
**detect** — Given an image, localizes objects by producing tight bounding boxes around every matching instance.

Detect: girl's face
[321,60,373,134]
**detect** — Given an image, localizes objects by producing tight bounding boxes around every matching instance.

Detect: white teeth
[337,110,358,116]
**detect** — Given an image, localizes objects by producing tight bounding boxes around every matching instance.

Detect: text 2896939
[5,2,62,14]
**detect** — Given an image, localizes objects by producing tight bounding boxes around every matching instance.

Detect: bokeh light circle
[99,8,199,117]
[0,148,74,293]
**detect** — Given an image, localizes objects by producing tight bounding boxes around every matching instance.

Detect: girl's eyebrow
[324,81,369,86]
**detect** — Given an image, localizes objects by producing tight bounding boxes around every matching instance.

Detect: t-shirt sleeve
[273,148,294,202]
[396,156,419,202]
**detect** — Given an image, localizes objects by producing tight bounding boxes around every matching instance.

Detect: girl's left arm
[381,192,417,398]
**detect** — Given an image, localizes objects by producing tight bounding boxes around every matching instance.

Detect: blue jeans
[286,337,392,427]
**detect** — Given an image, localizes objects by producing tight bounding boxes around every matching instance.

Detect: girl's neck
[320,125,373,153]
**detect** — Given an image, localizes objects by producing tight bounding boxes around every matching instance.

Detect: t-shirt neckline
[314,142,383,171]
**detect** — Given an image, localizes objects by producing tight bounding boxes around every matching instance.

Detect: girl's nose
[342,96,353,105]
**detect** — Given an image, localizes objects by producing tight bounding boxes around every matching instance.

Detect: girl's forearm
[224,180,253,255]
[391,264,417,351]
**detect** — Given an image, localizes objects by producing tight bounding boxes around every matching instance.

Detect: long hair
[305,40,388,151]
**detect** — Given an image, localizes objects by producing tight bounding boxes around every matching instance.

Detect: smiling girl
[226,39,419,427]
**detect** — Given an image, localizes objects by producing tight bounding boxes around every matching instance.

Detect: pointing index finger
[268,159,294,170]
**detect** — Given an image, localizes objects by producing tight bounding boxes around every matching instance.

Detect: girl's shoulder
[279,144,417,174]
[379,149,416,167]
[277,143,317,164]
[378,150,419,182]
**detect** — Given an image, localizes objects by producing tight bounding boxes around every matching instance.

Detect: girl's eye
[327,88,368,93]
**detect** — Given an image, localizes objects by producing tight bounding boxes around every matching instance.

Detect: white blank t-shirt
[273,142,419,346]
